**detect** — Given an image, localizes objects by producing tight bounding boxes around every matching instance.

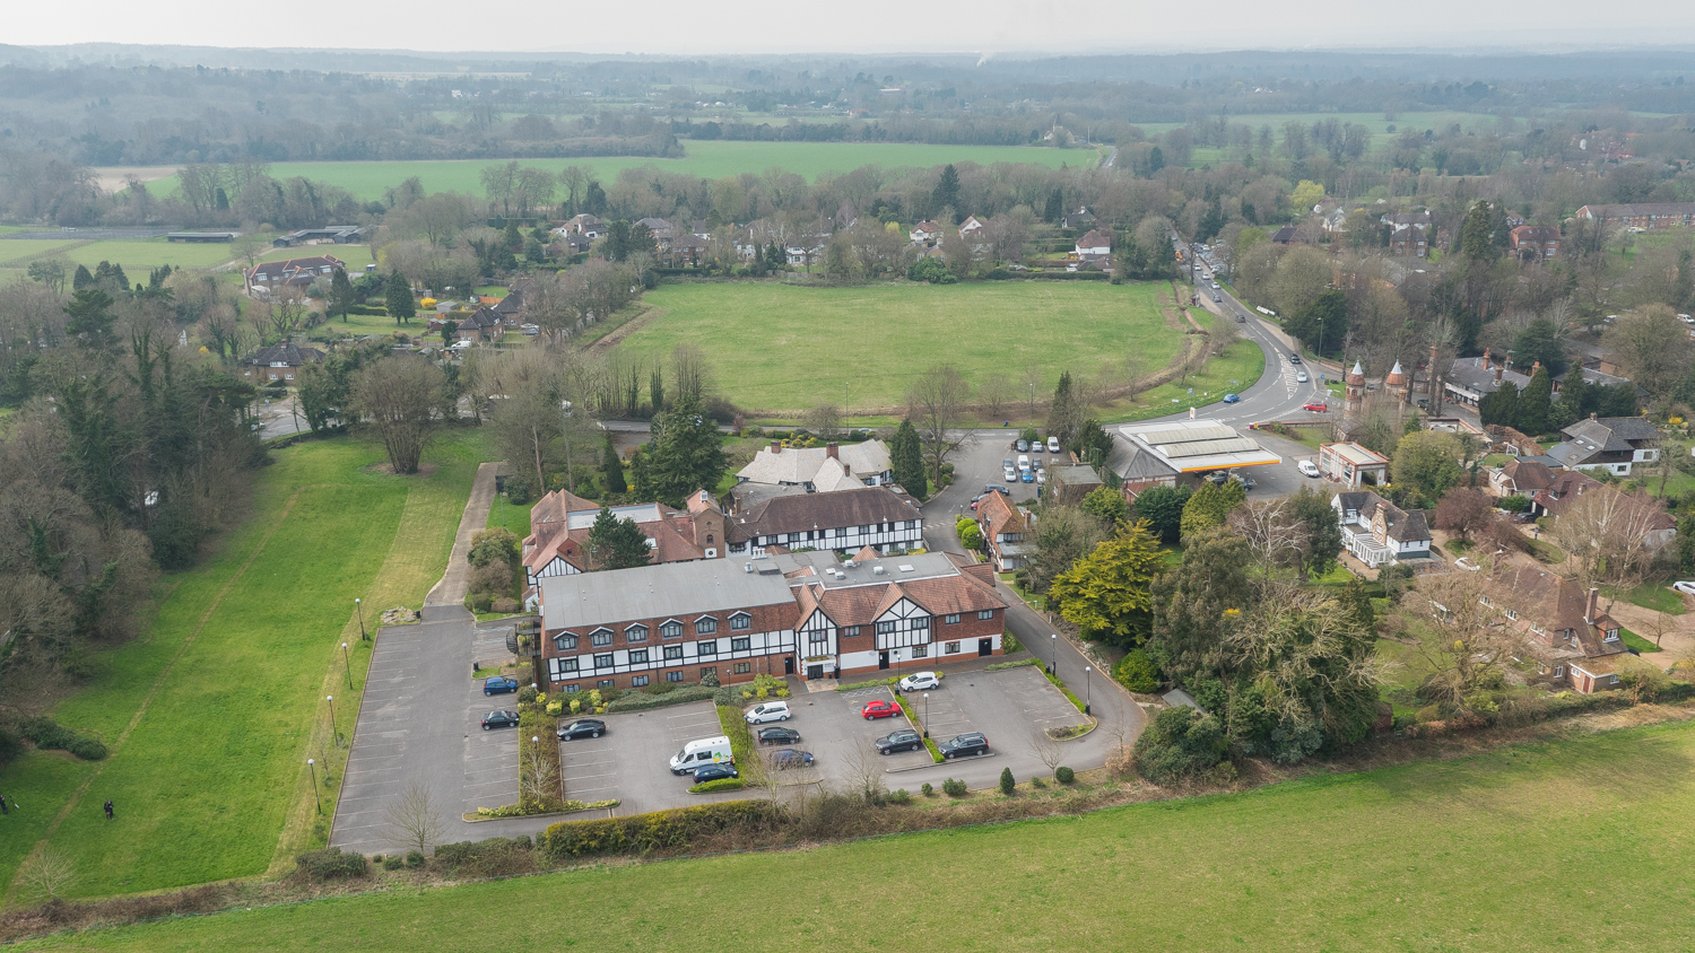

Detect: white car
[449,340,472,350]
[1047,436,1061,453]
[1298,459,1321,478]
[1004,466,1019,483]
[743,701,792,724]
[1672,581,1695,597]
[898,671,941,692]
[1296,371,1309,383]
[1455,557,1482,572]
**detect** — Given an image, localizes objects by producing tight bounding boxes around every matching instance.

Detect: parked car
[1204,470,1230,485]
[938,732,990,759]
[1296,371,1309,383]
[984,483,1011,496]
[769,748,815,770]
[1015,438,1030,452]
[1222,393,1240,404]
[480,709,520,730]
[1298,459,1321,478]
[557,718,607,741]
[1020,469,1036,483]
[970,493,986,510]
[757,726,801,746]
[692,763,740,784]
[1002,457,1015,472]
[1302,401,1329,413]
[1016,454,1031,471]
[1047,435,1061,453]
[744,701,792,724]
[1003,466,1019,483]
[1235,313,1246,323]
[861,698,903,720]
[875,728,925,754]
[1673,581,1695,597]
[482,675,519,696]
[898,671,941,692]
[1229,473,1257,490]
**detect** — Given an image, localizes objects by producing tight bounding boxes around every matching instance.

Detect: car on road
[1015,438,1030,452]
[875,728,925,754]
[861,698,903,720]
[1296,371,1309,383]
[1020,468,1036,483]
[1047,436,1061,453]
[482,675,520,695]
[557,718,607,740]
[1235,313,1246,323]
[1210,280,1220,290]
[757,726,802,746]
[1222,393,1240,404]
[938,732,990,759]
[1288,353,1302,364]
[1298,459,1321,478]
[692,763,740,784]
[480,709,520,730]
[898,671,941,692]
[1302,401,1329,413]
[769,748,815,770]
[1673,581,1695,597]
[744,701,792,724]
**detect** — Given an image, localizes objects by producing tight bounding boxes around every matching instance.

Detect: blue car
[1222,393,1241,404]
[693,763,740,784]
[1020,469,1036,483]
[483,675,520,696]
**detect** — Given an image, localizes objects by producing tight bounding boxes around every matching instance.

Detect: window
[700,666,717,680]
[666,671,685,683]
[631,674,650,687]
[912,643,929,658]
[945,641,961,654]
[593,653,614,669]
[1604,629,1621,642]
[1505,610,1518,622]
[976,610,994,621]
[876,620,897,635]
[591,629,613,647]
[731,636,751,652]
[843,626,861,638]
[554,633,578,651]
[730,612,751,631]
[1553,665,1566,677]
[944,613,960,625]
[733,662,752,675]
[629,649,650,665]
[597,679,615,689]
[698,640,718,657]
[561,684,580,694]
[625,624,648,643]
[661,620,684,639]
[910,617,930,631]
[696,616,718,635]
[663,645,683,661]
[558,658,580,673]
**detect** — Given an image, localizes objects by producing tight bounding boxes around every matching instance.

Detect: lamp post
[923,691,930,738]
[326,694,339,747]
[355,597,367,641]
[560,399,575,495]
[341,641,353,690]
[1083,666,1092,716]
[1049,633,1057,675]
[307,758,321,814]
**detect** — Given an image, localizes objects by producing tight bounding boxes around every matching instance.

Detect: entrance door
[806,663,824,680]
[878,650,890,670]
[978,638,993,657]
[784,656,796,675]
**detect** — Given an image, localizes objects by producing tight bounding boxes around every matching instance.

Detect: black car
[875,728,924,754]
[693,763,740,783]
[480,709,520,731]
[1288,353,1302,364]
[757,726,802,746]
[1014,438,1030,452]
[769,748,815,770]
[938,732,990,759]
[556,718,606,741]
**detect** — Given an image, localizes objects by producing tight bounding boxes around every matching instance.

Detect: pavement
[426,462,500,608]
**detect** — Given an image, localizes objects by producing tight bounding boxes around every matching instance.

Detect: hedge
[294,848,369,881]
[542,799,784,859]
[344,303,389,316]
[604,683,720,713]
[19,716,107,761]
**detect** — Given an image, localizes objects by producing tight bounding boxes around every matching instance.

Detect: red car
[861,699,902,720]
[1302,401,1329,413]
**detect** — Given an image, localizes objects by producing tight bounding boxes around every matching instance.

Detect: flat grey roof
[540,559,794,630]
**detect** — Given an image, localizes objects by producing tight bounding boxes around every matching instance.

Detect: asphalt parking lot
[558,701,739,814]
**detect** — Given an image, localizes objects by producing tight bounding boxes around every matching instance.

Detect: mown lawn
[36,720,1695,951]
[607,281,1181,415]
[1607,582,1688,617]
[1,429,489,900]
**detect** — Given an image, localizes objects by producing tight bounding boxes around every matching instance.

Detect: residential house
[735,440,893,491]
[1445,349,1630,410]
[1382,210,1432,257]
[1061,207,1096,231]
[537,548,1007,688]
[1575,202,1695,231]
[667,233,710,267]
[1463,565,1626,693]
[559,214,603,239]
[1483,424,1545,459]
[1319,206,1350,235]
[1333,491,1431,568]
[244,255,345,296]
[1074,229,1113,262]
[909,220,943,246]
[975,490,1032,572]
[1534,479,1676,550]
[958,215,989,254]
[726,486,923,558]
[1270,225,1302,245]
[636,217,677,248]
[1545,416,1661,476]
[1317,442,1390,489]
[1509,225,1560,262]
[238,343,324,383]
[1487,458,1555,499]
[454,306,506,343]
[1528,469,1600,518]
[521,488,726,604]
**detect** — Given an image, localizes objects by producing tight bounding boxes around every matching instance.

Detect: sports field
[116,140,1098,203]
[0,431,486,901]
[602,281,1182,416]
[34,719,1695,951]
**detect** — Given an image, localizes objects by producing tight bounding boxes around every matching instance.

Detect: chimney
[1585,586,1599,625]
[770,441,781,454]
[1482,346,1492,367]
[1493,362,1503,385]
[826,443,839,460]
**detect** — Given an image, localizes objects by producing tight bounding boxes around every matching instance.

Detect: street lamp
[1049,633,1057,675]
[1083,666,1092,716]
[923,691,930,738]
[341,641,353,690]
[355,598,367,641]
[560,400,575,495]
[326,694,339,747]
[307,758,321,814]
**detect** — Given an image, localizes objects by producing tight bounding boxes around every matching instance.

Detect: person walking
[1,793,9,815]
[103,799,114,820]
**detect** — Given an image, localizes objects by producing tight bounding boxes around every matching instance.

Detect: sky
[8,0,1695,54]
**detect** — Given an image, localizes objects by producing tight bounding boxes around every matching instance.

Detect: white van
[669,735,733,775]
[1016,454,1031,472]
[744,701,792,724]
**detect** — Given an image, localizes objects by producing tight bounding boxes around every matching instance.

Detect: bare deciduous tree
[1416,572,1521,715]
[839,739,885,805]
[1549,486,1663,597]
[350,356,451,474]
[906,364,972,487]
[19,845,76,903]
[385,781,445,857]
[1229,498,1305,586]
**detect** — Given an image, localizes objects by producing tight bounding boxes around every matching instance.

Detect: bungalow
[909,220,943,246]
[238,343,324,383]
[735,440,893,492]
[975,490,1032,572]
[1074,229,1113,261]
[1333,490,1431,568]
[726,486,923,558]
[1544,415,1661,477]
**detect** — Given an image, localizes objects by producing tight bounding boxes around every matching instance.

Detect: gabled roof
[976,490,1027,539]
[1498,458,1555,493]
[1076,228,1113,250]
[736,440,892,486]
[1480,564,1621,660]
[729,487,920,545]
[240,343,325,367]
[1559,416,1659,449]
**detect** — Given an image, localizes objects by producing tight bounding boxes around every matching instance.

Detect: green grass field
[605,281,1181,415]
[1136,110,1508,165]
[0,236,378,294]
[35,719,1695,951]
[0,430,488,900]
[115,141,1095,203]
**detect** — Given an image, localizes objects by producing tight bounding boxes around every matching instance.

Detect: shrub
[517,685,540,705]
[1002,631,1021,654]
[605,684,718,712]
[1055,765,1075,785]
[1031,776,1047,789]
[689,777,747,794]
[19,717,106,761]
[887,788,913,805]
[294,848,369,881]
[1114,649,1161,693]
[942,777,968,798]
[998,767,1016,795]
[382,856,404,871]
[920,782,935,797]
[1133,707,1230,786]
[406,850,425,868]
[66,737,108,761]
[504,476,535,506]
[543,800,784,859]
[431,836,534,876]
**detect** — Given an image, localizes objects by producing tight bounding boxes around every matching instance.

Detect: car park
[1047,436,1061,453]
[875,728,925,754]
[480,709,520,730]
[692,763,740,784]
[1302,401,1329,412]
[1298,459,1321,478]
[482,675,519,695]
[1296,370,1309,383]
[938,732,990,759]
[670,735,734,774]
[757,726,802,746]
[861,698,902,720]
[1230,473,1257,490]
[557,718,607,741]
[1002,457,1015,472]
[898,671,941,692]
[744,701,792,724]
[769,748,815,770]
[1003,466,1019,483]
[1222,393,1240,404]
[1015,438,1030,452]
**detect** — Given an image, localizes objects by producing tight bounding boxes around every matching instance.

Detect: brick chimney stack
[770,441,781,454]
[826,443,839,460]
[1585,587,1600,625]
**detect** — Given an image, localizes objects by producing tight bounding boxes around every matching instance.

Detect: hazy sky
[9,0,1695,54]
